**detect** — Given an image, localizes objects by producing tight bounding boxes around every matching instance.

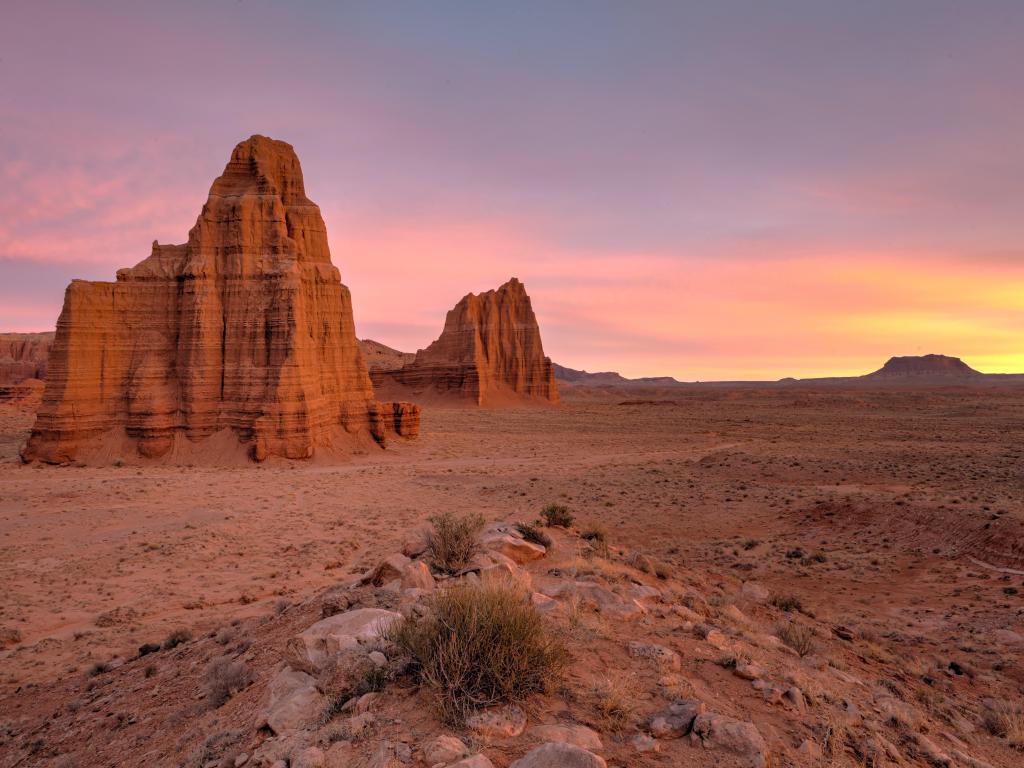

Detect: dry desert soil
[1,386,1023,767]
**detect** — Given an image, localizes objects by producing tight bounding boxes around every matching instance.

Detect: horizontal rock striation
[0,332,54,385]
[372,278,559,406]
[22,135,418,464]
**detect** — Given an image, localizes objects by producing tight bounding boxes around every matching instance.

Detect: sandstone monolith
[371,278,558,406]
[22,135,418,464]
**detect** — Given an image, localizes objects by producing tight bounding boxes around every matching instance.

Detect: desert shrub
[770,594,804,613]
[389,580,567,722]
[87,661,110,677]
[515,521,552,548]
[426,512,485,574]
[983,700,1024,750]
[625,550,653,573]
[137,642,161,657]
[652,560,671,580]
[541,504,574,528]
[801,550,828,565]
[163,628,192,650]
[593,675,637,733]
[778,621,816,657]
[204,656,255,707]
[580,523,609,557]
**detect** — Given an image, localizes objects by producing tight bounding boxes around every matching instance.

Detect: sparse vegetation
[389,579,567,722]
[593,675,637,733]
[983,699,1024,751]
[162,628,192,650]
[770,593,804,613]
[778,621,816,657]
[541,503,574,528]
[87,661,110,677]
[426,512,485,574]
[515,521,552,548]
[137,642,161,657]
[801,550,828,565]
[203,656,255,707]
[580,522,609,557]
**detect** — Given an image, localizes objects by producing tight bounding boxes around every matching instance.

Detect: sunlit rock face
[23,135,418,464]
[373,278,559,406]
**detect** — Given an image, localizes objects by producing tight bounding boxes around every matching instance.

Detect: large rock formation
[22,135,418,464]
[0,332,54,385]
[371,278,559,406]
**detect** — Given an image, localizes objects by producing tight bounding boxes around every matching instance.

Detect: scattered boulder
[481,529,547,564]
[733,661,766,681]
[423,735,469,765]
[293,608,401,671]
[509,743,607,768]
[467,704,527,738]
[365,554,412,587]
[258,667,325,736]
[526,724,603,751]
[628,641,681,671]
[689,713,769,768]
[648,699,705,739]
[401,561,434,591]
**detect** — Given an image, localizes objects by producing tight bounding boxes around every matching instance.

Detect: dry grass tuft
[541,504,574,528]
[983,699,1024,751]
[426,512,485,574]
[580,522,610,557]
[515,521,552,548]
[777,621,816,657]
[593,674,637,733]
[203,656,255,707]
[388,579,567,723]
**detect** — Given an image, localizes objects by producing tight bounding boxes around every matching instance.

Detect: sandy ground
[2,387,1022,699]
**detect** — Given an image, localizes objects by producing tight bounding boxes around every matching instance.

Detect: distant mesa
[864,354,982,380]
[21,135,419,465]
[553,363,682,387]
[370,278,559,406]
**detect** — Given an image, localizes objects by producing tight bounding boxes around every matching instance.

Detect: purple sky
[2,1,1023,378]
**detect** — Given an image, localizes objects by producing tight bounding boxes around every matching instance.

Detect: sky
[1,1,1023,380]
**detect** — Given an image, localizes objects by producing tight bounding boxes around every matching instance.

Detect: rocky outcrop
[372,278,559,406]
[0,332,54,385]
[22,135,419,464]
[358,338,415,371]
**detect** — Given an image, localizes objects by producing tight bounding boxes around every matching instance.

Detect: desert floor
[2,387,1022,698]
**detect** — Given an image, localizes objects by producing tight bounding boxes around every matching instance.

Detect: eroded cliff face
[0,332,54,386]
[373,278,559,406]
[22,136,418,464]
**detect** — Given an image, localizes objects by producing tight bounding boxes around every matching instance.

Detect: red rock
[0,332,53,386]
[371,278,559,406]
[21,136,419,464]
